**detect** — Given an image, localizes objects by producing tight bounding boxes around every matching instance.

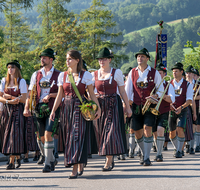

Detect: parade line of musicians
[0,47,200,179]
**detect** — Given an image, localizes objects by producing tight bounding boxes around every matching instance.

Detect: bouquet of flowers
[79,100,98,121]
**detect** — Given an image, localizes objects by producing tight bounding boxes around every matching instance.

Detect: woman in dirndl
[50,50,101,179]
[0,60,27,169]
[92,47,132,171]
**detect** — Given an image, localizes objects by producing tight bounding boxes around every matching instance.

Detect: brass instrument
[141,77,166,115]
[29,84,37,115]
[150,76,172,115]
[193,77,200,92]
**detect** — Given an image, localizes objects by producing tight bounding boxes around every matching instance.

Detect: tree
[167,42,184,74]
[0,0,33,60]
[78,0,128,68]
[36,0,71,46]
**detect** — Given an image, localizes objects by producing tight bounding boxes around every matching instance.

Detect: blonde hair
[5,65,22,90]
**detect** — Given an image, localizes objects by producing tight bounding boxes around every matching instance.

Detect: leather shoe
[16,159,21,168]
[163,146,168,151]
[182,150,184,156]
[37,155,45,164]
[143,158,152,166]
[152,145,157,152]
[186,145,190,153]
[23,158,29,163]
[119,154,125,160]
[175,151,182,158]
[78,169,84,176]
[42,165,51,173]
[68,174,78,179]
[50,159,58,171]
[189,148,195,154]
[54,152,59,159]
[129,151,134,158]
[195,146,200,152]
[6,163,15,170]
[102,166,112,171]
[155,155,163,162]
[33,155,39,161]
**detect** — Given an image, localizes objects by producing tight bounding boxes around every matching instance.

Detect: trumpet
[141,76,166,115]
[193,76,200,92]
[150,76,172,115]
[29,84,37,115]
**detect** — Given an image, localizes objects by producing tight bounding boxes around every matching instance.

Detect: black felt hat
[156,63,167,72]
[6,60,22,70]
[195,68,199,76]
[39,48,56,60]
[185,65,195,73]
[135,48,151,60]
[96,47,114,59]
[171,62,184,70]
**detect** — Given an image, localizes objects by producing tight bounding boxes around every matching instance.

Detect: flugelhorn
[150,75,172,115]
[142,76,167,115]
[29,84,37,115]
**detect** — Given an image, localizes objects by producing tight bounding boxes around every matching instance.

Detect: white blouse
[91,68,125,87]
[0,78,27,94]
[58,71,94,87]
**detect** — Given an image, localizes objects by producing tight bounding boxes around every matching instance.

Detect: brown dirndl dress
[1,83,26,155]
[93,69,127,156]
[60,71,88,166]
[184,106,194,141]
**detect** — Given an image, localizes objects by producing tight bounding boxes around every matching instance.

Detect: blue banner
[161,34,167,67]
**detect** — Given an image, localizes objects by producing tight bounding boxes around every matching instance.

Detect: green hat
[135,48,151,60]
[185,65,195,73]
[6,60,22,70]
[39,48,56,60]
[182,70,186,76]
[156,63,167,72]
[195,68,199,76]
[96,47,114,59]
[171,62,184,70]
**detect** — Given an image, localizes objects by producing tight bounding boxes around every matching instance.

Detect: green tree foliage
[167,42,184,74]
[79,0,128,68]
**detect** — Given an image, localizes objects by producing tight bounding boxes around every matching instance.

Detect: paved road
[0,143,200,190]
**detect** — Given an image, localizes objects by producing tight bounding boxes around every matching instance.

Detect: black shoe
[195,146,200,152]
[143,158,152,166]
[129,151,134,158]
[6,163,15,170]
[119,154,125,160]
[54,152,59,159]
[186,145,190,153]
[102,166,112,171]
[189,148,195,154]
[42,165,51,173]
[182,150,185,156]
[50,159,58,171]
[154,155,163,162]
[173,149,177,157]
[78,168,84,176]
[33,155,39,161]
[23,158,29,163]
[6,160,9,165]
[16,159,21,168]
[87,154,92,158]
[68,174,78,179]
[117,155,120,160]
[163,146,168,151]
[37,155,45,164]
[152,145,157,152]
[139,155,144,165]
[176,151,182,158]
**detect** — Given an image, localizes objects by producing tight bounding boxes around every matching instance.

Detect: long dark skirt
[185,106,194,141]
[60,96,88,166]
[87,121,98,155]
[25,116,39,151]
[94,94,126,156]
[0,110,5,152]
[1,103,26,155]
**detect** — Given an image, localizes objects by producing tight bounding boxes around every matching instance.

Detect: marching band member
[125,48,163,166]
[24,48,60,172]
[169,62,193,158]
[153,63,175,162]
[0,60,27,169]
[93,47,132,171]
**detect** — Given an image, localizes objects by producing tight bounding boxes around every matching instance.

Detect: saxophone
[29,84,37,115]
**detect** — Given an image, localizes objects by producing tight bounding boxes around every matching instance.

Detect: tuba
[29,84,37,115]
[150,75,172,115]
